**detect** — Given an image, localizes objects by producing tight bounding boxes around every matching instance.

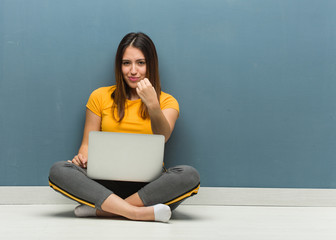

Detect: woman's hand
[68,153,87,168]
[136,78,160,109]
[68,109,101,169]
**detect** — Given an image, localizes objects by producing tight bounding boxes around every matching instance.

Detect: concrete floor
[1,204,336,239]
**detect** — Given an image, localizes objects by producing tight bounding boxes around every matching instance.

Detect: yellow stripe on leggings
[165,184,200,206]
[48,181,95,208]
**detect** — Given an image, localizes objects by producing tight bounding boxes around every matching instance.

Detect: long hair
[112,32,161,122]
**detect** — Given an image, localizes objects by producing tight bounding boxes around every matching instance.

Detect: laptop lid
[87,131,165,182]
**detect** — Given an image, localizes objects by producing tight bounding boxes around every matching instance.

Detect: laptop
[87,131,165,182]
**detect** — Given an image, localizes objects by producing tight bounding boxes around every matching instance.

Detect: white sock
[153,204,171,223]
[74,205,97,217]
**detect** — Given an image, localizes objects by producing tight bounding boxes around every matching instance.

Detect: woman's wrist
[78,145,88,157]
[146,101,161,113]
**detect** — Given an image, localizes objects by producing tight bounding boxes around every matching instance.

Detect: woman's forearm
[78,144,88,158]
[135,79,178,142]
[148,105,172,142]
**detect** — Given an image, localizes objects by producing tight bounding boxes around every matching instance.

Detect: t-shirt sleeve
[86,88,103,117]
[160,93,180,115]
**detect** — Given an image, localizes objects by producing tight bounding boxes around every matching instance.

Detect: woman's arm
[148,106,178,142]
[71,109,101,168]
[136,79,178,142]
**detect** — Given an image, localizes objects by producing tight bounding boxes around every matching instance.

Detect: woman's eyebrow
[122,58,146,61]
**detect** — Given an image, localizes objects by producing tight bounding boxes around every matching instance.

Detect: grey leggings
[49,161,200,210]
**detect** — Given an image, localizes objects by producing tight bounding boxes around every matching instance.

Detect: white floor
[1,204,336,240]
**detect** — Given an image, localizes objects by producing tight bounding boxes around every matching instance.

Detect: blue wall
[1,0,335,187]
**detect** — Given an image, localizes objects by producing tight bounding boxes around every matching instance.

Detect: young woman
[49,32,200,223]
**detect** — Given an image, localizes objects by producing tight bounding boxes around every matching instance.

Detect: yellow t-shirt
[86,86,179,134]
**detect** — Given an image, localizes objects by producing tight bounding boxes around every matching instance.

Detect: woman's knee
[184,165,200,186]
[49,161,71,182]
[171,165,200,188]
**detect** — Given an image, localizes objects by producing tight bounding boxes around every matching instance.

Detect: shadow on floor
[171,209,202,221]
[40,205,204,221]
[44,210,75,218]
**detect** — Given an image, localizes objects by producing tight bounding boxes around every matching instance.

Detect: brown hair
[112,32,161,122]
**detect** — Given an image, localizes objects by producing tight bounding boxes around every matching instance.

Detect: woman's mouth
[129,77,139,82]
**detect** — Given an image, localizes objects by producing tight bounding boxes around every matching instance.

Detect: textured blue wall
[1,0,335,187]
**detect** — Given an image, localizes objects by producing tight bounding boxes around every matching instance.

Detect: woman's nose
[130,64,137,74]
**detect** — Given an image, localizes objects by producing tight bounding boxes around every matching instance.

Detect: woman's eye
[122,62,130,66]
[138,61,146,65]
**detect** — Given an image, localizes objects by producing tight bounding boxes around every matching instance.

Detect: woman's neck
[128,89,140,100]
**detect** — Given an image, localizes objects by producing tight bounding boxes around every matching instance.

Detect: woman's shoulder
[88,85,116,106]
[87,86,115,113]
[160,91,177,101]
[160,91,179,111]
[91,85,116,96]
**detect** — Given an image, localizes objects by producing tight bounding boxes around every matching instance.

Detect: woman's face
[121,46,147,89]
